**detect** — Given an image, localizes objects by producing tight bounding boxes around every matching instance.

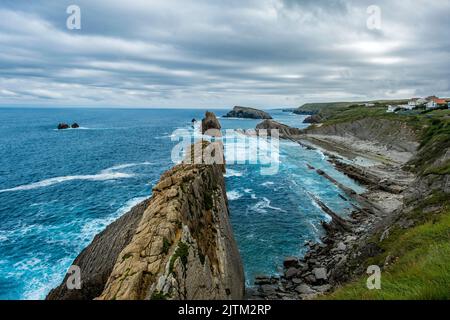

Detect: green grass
[327,204,450,300]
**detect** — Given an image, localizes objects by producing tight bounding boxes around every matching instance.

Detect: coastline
[250,120,419,300]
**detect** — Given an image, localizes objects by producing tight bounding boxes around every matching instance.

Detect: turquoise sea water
[0,108,363,299]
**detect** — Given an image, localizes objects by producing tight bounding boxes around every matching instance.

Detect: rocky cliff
[201,111,222,135]
[304,118,419,154]
[47,112,244,300]
[224,106,272,119]
[256,119,301,138]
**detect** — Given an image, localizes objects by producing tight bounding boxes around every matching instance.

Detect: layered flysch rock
[256,119,301,138]
[47,112,244,300]
[224,106,272,119]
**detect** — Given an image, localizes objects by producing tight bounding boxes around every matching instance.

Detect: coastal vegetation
[301,103,450,300]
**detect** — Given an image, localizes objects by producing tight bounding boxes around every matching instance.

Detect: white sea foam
[224,168,243,177]
[227,190,243,201]
[261,181,274,187]
[0,162,153,193]
[250,197,286,213]
[80,196,148,237]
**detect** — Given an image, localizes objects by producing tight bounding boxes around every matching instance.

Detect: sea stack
[201,111,222,134]
[223,106,272,119]
[57,123,70,130]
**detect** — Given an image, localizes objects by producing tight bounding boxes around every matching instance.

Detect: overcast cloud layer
[0,0,449,108]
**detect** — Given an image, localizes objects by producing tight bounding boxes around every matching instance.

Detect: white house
[408,99,418,107]
[427,100,437,109]
[387,105,397,113]
[427,97,446,109]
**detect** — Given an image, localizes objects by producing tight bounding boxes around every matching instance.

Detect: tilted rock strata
[98,163,244,300]
[224,106,272,119]
[256,119,301,138]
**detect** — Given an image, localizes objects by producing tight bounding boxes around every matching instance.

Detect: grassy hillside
[313,106,450,300]
[328,198,450,300]
[296,99,409,113]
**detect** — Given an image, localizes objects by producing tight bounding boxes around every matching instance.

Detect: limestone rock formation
[201,111,222,135]
[224,106,272,119]
[256,119,301,138]
[303,114,323,124]
[98,162,244,300]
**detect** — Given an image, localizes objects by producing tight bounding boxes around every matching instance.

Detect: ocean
[0,108,364,299]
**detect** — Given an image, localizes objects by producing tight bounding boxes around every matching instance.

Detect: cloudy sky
[0,0,449,108]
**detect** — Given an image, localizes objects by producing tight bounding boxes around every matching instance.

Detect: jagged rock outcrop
[201,111,222,135]
[224,106,272,119]
[256,119,301,138]
[71,123,80,129]
[98,161,244,300]
[303,114,323,124]
[57,123,70,130]
[305,118,419,154]
[48,112,244,300]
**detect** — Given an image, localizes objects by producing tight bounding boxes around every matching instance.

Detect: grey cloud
[0,0,449,108]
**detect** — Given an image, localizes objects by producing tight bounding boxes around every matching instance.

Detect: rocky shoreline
[248,120,418,300]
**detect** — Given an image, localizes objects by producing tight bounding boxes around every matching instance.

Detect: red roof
[432,98,446,104]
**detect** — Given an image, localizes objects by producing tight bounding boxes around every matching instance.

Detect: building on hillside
[402,104,415,110]
[426,97,446,109]
[364,103,375,107]
[386,105,397,113]
[408,98,419,107]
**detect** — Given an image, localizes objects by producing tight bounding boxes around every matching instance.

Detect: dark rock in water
[46,198,151,300]
[283,256,299,268]
[256,119,301,138]
[303,114,322,124]
[71,123,80,129]
[201,111,221,135]
[57,123,69,130]
[224,106,272,119]
[254,275,272,285]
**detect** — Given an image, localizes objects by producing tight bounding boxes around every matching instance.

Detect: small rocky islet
[223,106,272,119]
[57,123,80,130]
